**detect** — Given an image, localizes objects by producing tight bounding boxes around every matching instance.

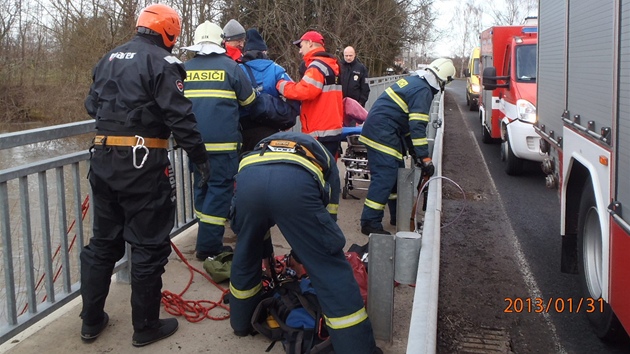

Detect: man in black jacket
[340,46,370,108]
[80,4,210,347]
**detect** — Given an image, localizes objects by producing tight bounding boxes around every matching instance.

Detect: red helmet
[136,4,181,48]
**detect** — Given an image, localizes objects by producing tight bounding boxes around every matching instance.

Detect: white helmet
[426,58,456,85]
[193,21,223,46]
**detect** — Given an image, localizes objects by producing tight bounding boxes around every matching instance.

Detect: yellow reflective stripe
[229,282,262,300]
[204,142,238,152]
[185,89,237,99]
[240,90,257,106]
[239,153,325,188]
[388,193,397,200]
[327,203,339,214]
[358,135,403,160]
[412,138,428,146]
[364,198,385,211]
[195,209,227,226]
[385,87,408,113]
[324,307,368,329]
[409,113,429,122]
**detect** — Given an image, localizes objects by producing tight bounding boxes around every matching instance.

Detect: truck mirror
[482,67,497,90]
[482,66,509,90]
[464,68,470,77]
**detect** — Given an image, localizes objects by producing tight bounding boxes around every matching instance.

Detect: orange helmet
[136,4,181,48]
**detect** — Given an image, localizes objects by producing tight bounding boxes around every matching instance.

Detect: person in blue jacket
[359,58,455,236]
[228,131,382,354]
[238,28,299,154]
[183,21,257,260]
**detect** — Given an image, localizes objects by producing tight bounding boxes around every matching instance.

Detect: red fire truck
[537,0,630,339]
[479,24,541,175]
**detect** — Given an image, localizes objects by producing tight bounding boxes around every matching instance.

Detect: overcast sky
[431,0,538,57]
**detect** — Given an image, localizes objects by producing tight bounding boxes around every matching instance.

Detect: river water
[0,122,94,326]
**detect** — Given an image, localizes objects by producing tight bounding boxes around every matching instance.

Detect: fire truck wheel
[577,182,623,341]
[502,137,523,175]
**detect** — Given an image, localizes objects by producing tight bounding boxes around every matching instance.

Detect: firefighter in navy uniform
[80,4,210,347]
[359,58,456,236]
[228,131,381,354]
[182,21,257,260]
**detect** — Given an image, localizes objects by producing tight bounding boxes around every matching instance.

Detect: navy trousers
[229,164,376,354]
[193,152,238,254]
[361,146,403,229]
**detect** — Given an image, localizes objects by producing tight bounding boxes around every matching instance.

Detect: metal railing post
[367,233,396,342]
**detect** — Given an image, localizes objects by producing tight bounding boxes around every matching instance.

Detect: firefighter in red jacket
[277,31,343,158]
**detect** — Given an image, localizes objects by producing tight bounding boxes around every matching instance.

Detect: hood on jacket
[241,58,274,73]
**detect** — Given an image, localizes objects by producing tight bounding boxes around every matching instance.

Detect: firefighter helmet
[426,58,456,85]
[193,21,223,46]
[136,4,181,48]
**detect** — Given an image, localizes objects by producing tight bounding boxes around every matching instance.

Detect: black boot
[81,312,109,341]
[132,318,179,347]
[361,225,391,236]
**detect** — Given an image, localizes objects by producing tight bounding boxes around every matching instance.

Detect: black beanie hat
[244,28,268,52]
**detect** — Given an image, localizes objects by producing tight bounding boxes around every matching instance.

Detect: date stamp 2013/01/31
[504,297,605,313]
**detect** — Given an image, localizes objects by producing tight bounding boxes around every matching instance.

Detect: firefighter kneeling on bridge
[228,131,381,354]
[359,58,456,236]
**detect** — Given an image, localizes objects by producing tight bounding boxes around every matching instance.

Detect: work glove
[408,148,418,161]
[195,161,211,188]
[416,157,434,177]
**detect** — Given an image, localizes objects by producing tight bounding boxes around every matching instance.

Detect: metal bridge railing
[365,75,406,111]
[0,121,198,344]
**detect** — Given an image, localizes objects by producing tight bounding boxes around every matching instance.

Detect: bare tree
[218,0,432,77]
[490,0,538,25]
[0,0,19,44]
[452,0,483,76]
[0,0,444,123]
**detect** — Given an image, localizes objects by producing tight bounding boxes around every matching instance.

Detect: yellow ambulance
[464,47,481,110]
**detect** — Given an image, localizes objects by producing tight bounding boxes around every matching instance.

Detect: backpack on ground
[251,277,334,354]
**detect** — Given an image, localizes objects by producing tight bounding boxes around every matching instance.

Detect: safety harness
[93,134,168,169]
[258,140,325,173]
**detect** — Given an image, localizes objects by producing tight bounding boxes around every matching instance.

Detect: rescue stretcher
[340,126,370,199]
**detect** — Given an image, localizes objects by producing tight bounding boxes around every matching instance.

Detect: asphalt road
[446,79,630,353]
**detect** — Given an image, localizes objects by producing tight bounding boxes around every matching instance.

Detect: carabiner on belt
[132,135,150,169]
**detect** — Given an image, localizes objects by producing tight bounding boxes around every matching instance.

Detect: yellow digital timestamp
[503,297,605,313]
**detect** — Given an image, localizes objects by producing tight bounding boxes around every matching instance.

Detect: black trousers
[80,146,175,330]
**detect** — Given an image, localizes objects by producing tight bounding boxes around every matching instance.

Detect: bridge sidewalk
[1,157,414,354]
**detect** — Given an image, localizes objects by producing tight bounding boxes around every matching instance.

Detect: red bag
[345,252,368,305]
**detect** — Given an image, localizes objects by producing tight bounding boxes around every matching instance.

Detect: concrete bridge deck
[0,164,414,354]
